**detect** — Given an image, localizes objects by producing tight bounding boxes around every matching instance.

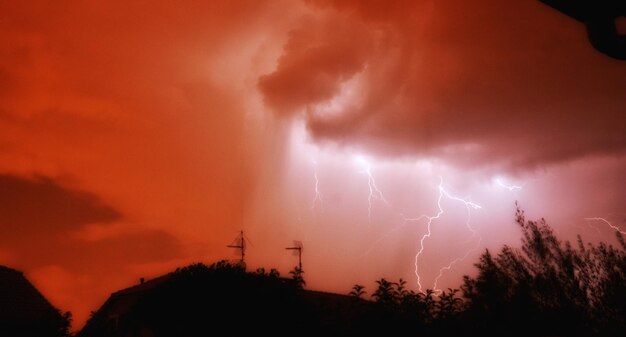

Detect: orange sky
[1,0,625,329]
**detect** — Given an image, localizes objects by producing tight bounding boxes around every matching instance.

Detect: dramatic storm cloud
[260,0,626,168]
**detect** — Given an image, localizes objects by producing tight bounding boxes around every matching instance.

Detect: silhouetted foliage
[350,277,463,335]
[372,278,395,307]
[269,268,281,278]
[461,204,626,336]
[355,205,626,336]
[289,265,305,289]
[349,284,366,299]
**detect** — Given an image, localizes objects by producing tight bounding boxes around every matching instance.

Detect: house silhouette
[0,265,70,337]
[78,263,365,337]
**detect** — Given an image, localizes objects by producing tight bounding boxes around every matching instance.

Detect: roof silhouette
[0,266,57,320]
[0,265,69,337]
[78,262,363,337]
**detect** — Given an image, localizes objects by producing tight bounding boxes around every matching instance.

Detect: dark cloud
[260,0,626,169]
[259,15,371,114]
[15,230,183,274]
[0,174,121,240]
[0,174,182,269]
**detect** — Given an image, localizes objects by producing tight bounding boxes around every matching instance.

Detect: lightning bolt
[365,166,390,221]
[430,176,524,291]
[495,178,522,191]
[405,176,482,293]
[310,160,323,211]
[355,156,390,222]
[432,237,482,292]
[308,155,499,293]
[434,176,522,290]
[584,217,626,235]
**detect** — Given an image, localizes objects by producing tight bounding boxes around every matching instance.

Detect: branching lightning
[307,155,525,294]
[365,166,390,220]
[290,116,621,298]
[433,177,522,291]
[405,176,482,293]
[431,190,485,291]
[432,237,482,292]
[440,186,481,237]
[584,217,626,235]
[355,156,390,221]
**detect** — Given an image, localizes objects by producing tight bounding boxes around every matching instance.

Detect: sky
[1,0,625,328]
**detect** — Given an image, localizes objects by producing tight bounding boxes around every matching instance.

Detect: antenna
[227,230,246,267]
[285,240,303,270]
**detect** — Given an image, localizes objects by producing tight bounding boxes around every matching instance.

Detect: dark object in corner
[540,0,626,60]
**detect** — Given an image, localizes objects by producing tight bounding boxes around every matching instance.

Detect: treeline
[353,205,626,336]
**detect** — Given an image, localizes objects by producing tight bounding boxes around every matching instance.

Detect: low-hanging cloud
[0,174,121,239]
[0,174,183,271]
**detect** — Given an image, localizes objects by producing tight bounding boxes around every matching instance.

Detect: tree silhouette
[289,266,305,289]
[349,284,366,299]
[462,204,626,336]
[372,278,396,307]
[435,288,462,319]
[269,268,280,278]
[393,278,408,299]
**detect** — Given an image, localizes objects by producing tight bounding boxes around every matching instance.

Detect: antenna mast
[285,241,303,270]
[227,230,246,266]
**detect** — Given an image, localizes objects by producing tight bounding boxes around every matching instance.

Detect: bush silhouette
[461,204,626,336]
[348,204,626,336]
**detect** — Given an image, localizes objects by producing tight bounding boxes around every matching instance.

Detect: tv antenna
[285,240,303,270]
[227,230,251,267]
